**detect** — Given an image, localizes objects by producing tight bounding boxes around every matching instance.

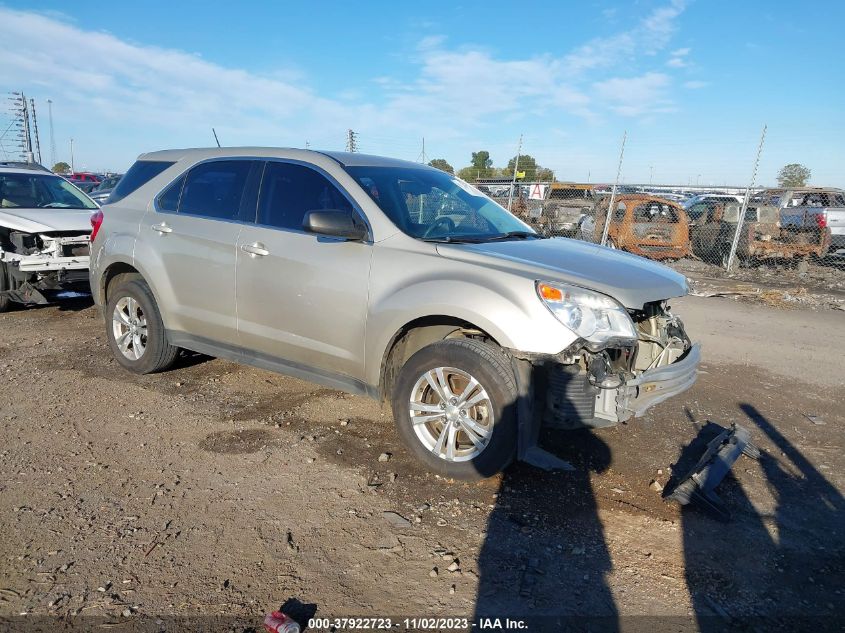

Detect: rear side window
[179,160,254,221]
[108,160,174,204]
[257,161,353,230]
[157,175,185,212]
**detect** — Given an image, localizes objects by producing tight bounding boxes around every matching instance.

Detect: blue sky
[1,0,843,186]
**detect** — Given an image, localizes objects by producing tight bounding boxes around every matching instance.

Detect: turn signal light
[538,283,563,301]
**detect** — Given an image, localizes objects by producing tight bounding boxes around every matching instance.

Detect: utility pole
[649,165,654,185]
[345,129,358,153]
[726,125,767,272]
[47,99,56,169]
[305,140,310,149]
[70,138,75,173]
[30,98,42,164]
[506,133,523,212]
[21,93,33,163]
[417,137,428,164]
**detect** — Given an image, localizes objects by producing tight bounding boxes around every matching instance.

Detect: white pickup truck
[772,187,844,255]
[0,162,97,311]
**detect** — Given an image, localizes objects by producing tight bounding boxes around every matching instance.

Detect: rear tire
[391,338,518,480]
[105,279,178,374]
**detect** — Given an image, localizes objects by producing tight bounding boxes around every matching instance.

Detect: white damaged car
[0,162,98,311]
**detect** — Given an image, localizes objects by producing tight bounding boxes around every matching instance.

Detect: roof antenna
[212,128,221,148]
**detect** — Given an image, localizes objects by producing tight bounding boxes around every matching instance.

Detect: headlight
[536,281,637,345]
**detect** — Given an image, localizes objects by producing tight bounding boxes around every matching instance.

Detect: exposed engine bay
[540,301,697,429]
[0,229,91,305]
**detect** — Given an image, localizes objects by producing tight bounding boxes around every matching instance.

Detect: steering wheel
[423,215,456,238]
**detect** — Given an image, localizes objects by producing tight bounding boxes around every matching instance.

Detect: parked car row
[505,183,840,265]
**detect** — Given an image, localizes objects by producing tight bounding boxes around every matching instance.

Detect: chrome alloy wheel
[408,367,494,462]
[112,296,148,360]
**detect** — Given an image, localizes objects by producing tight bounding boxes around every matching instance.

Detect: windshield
[0,173,98,210]
[345,165,537,242]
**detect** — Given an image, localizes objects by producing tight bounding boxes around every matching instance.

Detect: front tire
[105,279,178,374]
[391,338,518,480]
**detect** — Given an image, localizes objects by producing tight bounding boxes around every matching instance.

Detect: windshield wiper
[482,231,543,242]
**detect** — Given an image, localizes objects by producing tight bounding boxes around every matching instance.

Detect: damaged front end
[540,300,698,430]
[513,299,699,470]
[0,229,91,305]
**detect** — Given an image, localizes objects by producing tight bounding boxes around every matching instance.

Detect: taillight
[90,210,104,242]
[815,213,827,229]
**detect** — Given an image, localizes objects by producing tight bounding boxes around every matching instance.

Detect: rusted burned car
[691,197,831,266]
[581,194,692,260]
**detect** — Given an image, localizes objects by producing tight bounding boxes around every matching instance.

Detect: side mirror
[302,209,368,241]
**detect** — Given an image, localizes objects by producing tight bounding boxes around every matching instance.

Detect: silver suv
[90,148,699,479]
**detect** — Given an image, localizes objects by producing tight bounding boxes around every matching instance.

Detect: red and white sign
[528,184,546,200]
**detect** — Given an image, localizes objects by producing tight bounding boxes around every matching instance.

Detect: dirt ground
[0,295,843,632]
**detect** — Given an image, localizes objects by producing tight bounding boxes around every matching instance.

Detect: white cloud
[667,47,692,68]
[0,2,689,168]
[593,73,674,117]
[565,0,687,72]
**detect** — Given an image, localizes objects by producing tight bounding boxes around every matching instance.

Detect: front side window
[257,162,354,230]
[109,160,173,204]
[179,160,253,221]
[0,172,98,209]
[345,166,535,242]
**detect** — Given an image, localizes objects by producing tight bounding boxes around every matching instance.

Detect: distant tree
[777,163,811,188]
[471,151,493,172]
[428,158,454,174]
[52,161,70,173]
[504,154,554,181]
[456,166,478,182]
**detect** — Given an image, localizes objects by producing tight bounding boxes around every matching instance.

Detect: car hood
[0,207,95,234]
[436,237,688,309]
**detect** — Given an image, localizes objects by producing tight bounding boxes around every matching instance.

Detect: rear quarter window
[108,160,175,204]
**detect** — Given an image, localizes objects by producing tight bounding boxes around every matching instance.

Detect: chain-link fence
[475,173,845,294]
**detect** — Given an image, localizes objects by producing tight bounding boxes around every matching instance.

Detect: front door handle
[151,223,172,234]
[240,242,269,257]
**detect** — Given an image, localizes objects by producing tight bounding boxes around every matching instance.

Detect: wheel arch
[376,314,501,401]
[100,261,143,305]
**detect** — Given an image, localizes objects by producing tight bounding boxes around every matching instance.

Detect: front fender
[364,274,577,388]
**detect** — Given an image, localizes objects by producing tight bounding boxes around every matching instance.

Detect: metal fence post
[507,133,523,213]
[600,131,626,246]
[726,125,767,271]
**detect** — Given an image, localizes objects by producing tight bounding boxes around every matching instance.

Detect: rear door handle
[240,242,269,257]
[151,223,172,234]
